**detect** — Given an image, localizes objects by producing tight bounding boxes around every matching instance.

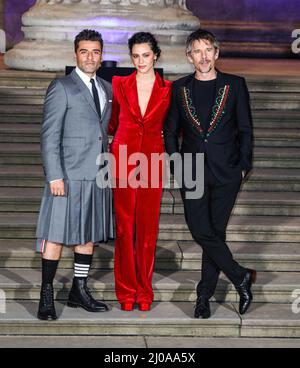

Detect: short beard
[199,66,212,74]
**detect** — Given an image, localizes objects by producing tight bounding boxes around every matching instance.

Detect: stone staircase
[0,70,300,344]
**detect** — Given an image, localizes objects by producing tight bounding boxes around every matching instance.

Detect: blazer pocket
[62,137,85,147]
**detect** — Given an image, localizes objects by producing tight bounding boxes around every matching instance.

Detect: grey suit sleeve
[41,79,67,182]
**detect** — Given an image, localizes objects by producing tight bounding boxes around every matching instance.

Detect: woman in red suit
[109,32,172,312]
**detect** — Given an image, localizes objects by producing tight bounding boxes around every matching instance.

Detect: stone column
[4,0,199,73]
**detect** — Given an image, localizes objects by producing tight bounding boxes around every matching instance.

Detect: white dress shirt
[75,66,106,114]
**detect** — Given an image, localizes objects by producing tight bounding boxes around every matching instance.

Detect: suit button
[99,137,102,141]
[204,139,208,143]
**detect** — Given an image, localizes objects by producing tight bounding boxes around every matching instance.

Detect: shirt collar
[75,66,96,87]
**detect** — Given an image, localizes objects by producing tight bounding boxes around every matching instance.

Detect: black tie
[90,78,101,119]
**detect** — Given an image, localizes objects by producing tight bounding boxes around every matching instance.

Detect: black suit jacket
[164,70,253,183]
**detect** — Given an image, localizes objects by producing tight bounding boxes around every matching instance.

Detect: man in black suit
[164,29,256,318]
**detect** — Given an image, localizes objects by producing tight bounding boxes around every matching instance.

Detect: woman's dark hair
[128,32,161,60]
[74,29,103,52]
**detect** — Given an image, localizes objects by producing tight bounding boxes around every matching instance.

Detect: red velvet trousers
[113,183,163,304]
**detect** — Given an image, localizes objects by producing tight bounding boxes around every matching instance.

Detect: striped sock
[74,253,93,279]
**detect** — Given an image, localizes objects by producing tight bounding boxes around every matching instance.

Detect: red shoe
[121,302,134,311]
[138,302,151,311]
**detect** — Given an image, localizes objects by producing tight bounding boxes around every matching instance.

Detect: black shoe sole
[239,297,253,315]
[194,313,211,319]
[67,301,108,312]
[37,314,57,321]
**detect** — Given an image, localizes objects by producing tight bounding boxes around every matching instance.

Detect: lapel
[120,71,142,123]
[70,69,99,119]
[143,72,170,120]
[120,71,169,124]
[181,70,231,137]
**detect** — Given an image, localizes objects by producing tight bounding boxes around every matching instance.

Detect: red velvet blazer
[109,71,172,182]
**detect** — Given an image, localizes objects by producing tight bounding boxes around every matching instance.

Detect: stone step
[0,301,299,338]
[0,144,299,168]
[158,214,300,242]
[176,241,300,272]
[0,124,41,143]
[253,147,300,168]
[0,143,42,165]
[250,93,300,110]
[0,268,298,304]
[251,110,300,128]
[0,239,299,272]
[1,187,300,217]
[0,115,42,124]
[170,190,300,216]
[0,105,43,116]
[0,165,43,187]
[0,70,60,88]
[0,166,299,191]
[169,168,300,192]
[0,212,300,242]
[253,129,300,147]
[0,96,45,106]
[1,335,300,348]
[0,87,46,106]
[245,76,300,93]
[242,168,300,192]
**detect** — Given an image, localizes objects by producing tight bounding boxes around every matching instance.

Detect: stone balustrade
[5,0,197,72]
[35,0,186,8]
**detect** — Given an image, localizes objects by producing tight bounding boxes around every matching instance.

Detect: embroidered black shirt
[192,77,217,132]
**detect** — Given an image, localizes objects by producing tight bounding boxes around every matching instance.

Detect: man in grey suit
[36,29,114,320]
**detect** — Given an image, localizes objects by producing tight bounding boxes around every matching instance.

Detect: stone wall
[187,0,300,22]
[186,0,300,57]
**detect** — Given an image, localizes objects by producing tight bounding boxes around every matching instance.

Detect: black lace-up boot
[67,278,108,312]
[37,283,57,320]
[194,295,211,319]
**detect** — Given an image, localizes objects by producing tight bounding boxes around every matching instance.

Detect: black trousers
[180,164,247,299]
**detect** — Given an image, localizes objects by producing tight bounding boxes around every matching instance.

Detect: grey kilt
[36,180,114,252]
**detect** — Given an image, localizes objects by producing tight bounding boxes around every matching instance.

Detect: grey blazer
[41,69,112,182]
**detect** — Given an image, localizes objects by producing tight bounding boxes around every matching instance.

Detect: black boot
[194,295,211,319]
[67,278,109,312]
[37,283,57,321]
[236,269,257,315]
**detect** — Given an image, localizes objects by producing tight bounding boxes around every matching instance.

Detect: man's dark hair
[74,29,103,52]
[186,28,220,54]
[128,32,161,60]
